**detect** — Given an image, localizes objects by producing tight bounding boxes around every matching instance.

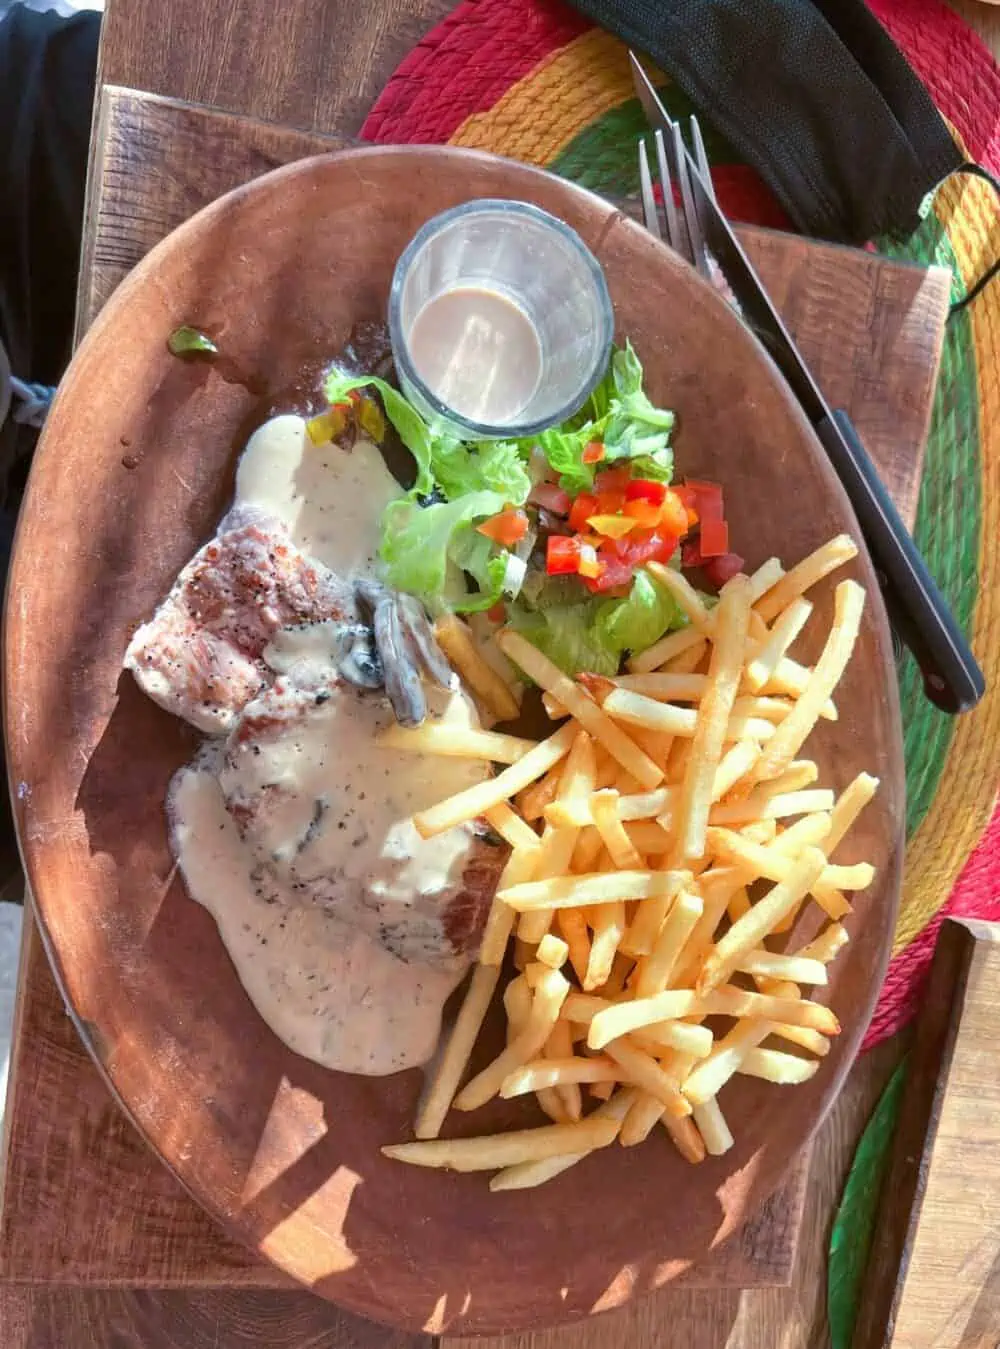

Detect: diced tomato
[582,441,606,464]
[622,499,662,529]
[528,482,572,515]
[583,556,634,593]
[586,513,636,539]
[546,535,582,575]
[673,485,701,528]
[577,542,603,579]
[682,538,705,569]
[704,552,745,588]
[658,488,691,538]
[625,479,668,506]
[613,530,679,568]
[486,601,507,623]
[683,479,724,522]
[594,466,631,495]
[568,492,598,533]
[595,489,627,515]
[698,517,729,557]
[477,508,529,547]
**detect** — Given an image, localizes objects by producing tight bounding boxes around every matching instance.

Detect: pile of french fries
[380,535,879,1190]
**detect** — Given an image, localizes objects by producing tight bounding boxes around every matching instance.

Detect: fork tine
[671,119,711,279]
[638,139,662,242]
[653,130,683,255]
[688,115,716,204]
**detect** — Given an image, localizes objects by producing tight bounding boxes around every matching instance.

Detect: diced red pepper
[704,552,745,588]
[594,466,631,495]
[658,488,691,538]
[477,508,529,547]
[609,530,678,568]
[684,478,724,522]
[528,482,572,515]
[568,492,598,533]
[673,485,701,528]
[546,535,582,575]
[486,601,507,623]
[595,489,627,515]
[582,441,606,464]
[698,517,729,557]
[622,498,662,529]
[625,479,668,506]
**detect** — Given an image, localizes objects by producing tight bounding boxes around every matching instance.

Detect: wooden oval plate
[3,147,903,1335]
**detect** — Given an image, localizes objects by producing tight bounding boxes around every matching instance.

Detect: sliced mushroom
[397,595,458,692]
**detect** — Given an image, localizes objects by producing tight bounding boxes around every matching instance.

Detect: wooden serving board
[0,86,949,1348]
[853,918,1000,1349]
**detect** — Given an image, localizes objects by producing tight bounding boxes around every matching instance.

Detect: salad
[318,342,742,681]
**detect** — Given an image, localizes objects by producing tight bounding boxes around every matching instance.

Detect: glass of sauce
[389,200,613,441]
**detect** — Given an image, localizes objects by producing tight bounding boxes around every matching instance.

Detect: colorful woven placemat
[362,0,1000,1048]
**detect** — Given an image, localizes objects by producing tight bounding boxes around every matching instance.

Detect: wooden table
[4,0,997,1345]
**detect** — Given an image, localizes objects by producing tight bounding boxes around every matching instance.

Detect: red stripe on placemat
[870,0,1000,172]
[863,798,1000,1048]
[361,0,587,145]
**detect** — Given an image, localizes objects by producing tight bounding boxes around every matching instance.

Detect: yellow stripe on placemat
[450,29,634,162]
[895,151,1000,952]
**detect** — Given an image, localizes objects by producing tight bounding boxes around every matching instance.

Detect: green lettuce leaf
[378,491,505,605]
[448,527,513,614]
[506,600,620,678]
[430,437,531,504]
[595,567,685,656]
[527,421,609,496]
[325,371,435,497]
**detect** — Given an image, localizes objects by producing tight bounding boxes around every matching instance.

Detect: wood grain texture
[854,919,1000,1349]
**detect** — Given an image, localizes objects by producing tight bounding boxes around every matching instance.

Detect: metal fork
[638,115,716,279]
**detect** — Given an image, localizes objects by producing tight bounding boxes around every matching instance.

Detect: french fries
[434,613,520,722]
[385,534,877,1189]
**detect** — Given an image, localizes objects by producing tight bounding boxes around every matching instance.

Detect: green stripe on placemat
[878,218,980,838]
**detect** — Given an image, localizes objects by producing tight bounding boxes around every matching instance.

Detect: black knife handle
[816,409,984,715]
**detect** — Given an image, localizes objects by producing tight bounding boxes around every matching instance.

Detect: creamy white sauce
[170,413,494,1076]
[235,414,402,574]
[170,755,464,1075]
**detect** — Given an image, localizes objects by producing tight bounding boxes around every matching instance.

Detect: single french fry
[499,869,691,913]
[661,637,709,675]
[434,613,520,722]
[501,1056,621,1097]
[543,1018,582,1120]
[744,596,814,692]
[584,901,628,991]
[761,656,838,720]
[742,557,787,603]
[455,967,569,1111]
[601,687,699,736]
[556,908,591,984]
[713,740,763,800]
[415,964,501,1139]
[623,820,675,855]
[503,973,532,1036]
[571,825,605,873]
[488,1089,636,1191]
[589,790,645,870]
[597,950,635,999]
[590,1080,615,1101]
[498,631,663,789]
[768,813,833,854]
[630,624,704,674]
[613,672,708,701]
[414,721,576,839]
[604,1038,692,1117]
[740,1047,820,1085]
[696,848,827,993]
[798,922,850,965]
[730,694,795,723]
[541,690,569,720]
[645,564,713,630]
[825,772,880,854]
[631,1021,714,1059]
[752,581,866,783]
[705,827,873,902]
[636,891,704,997]
[675,575,754,859]
[672,866,751,986]
[754,534,859,623]
[517,765,566,823]
[588,983,839,1047]
[519,731,596,942]
[385,1116,621,1172]
[727,885,751,923]
[479,844,542,966]
[620,1091,666,1146]
[740,818,778,844]
[378,723,538,763]
[483,802,540,851]
[692,1097,734,1156]
[663,1112,708,1164]
[683,1018,774,1105]
[546,785,673,830]
[737,950,828,985]
[536,933,569,969]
